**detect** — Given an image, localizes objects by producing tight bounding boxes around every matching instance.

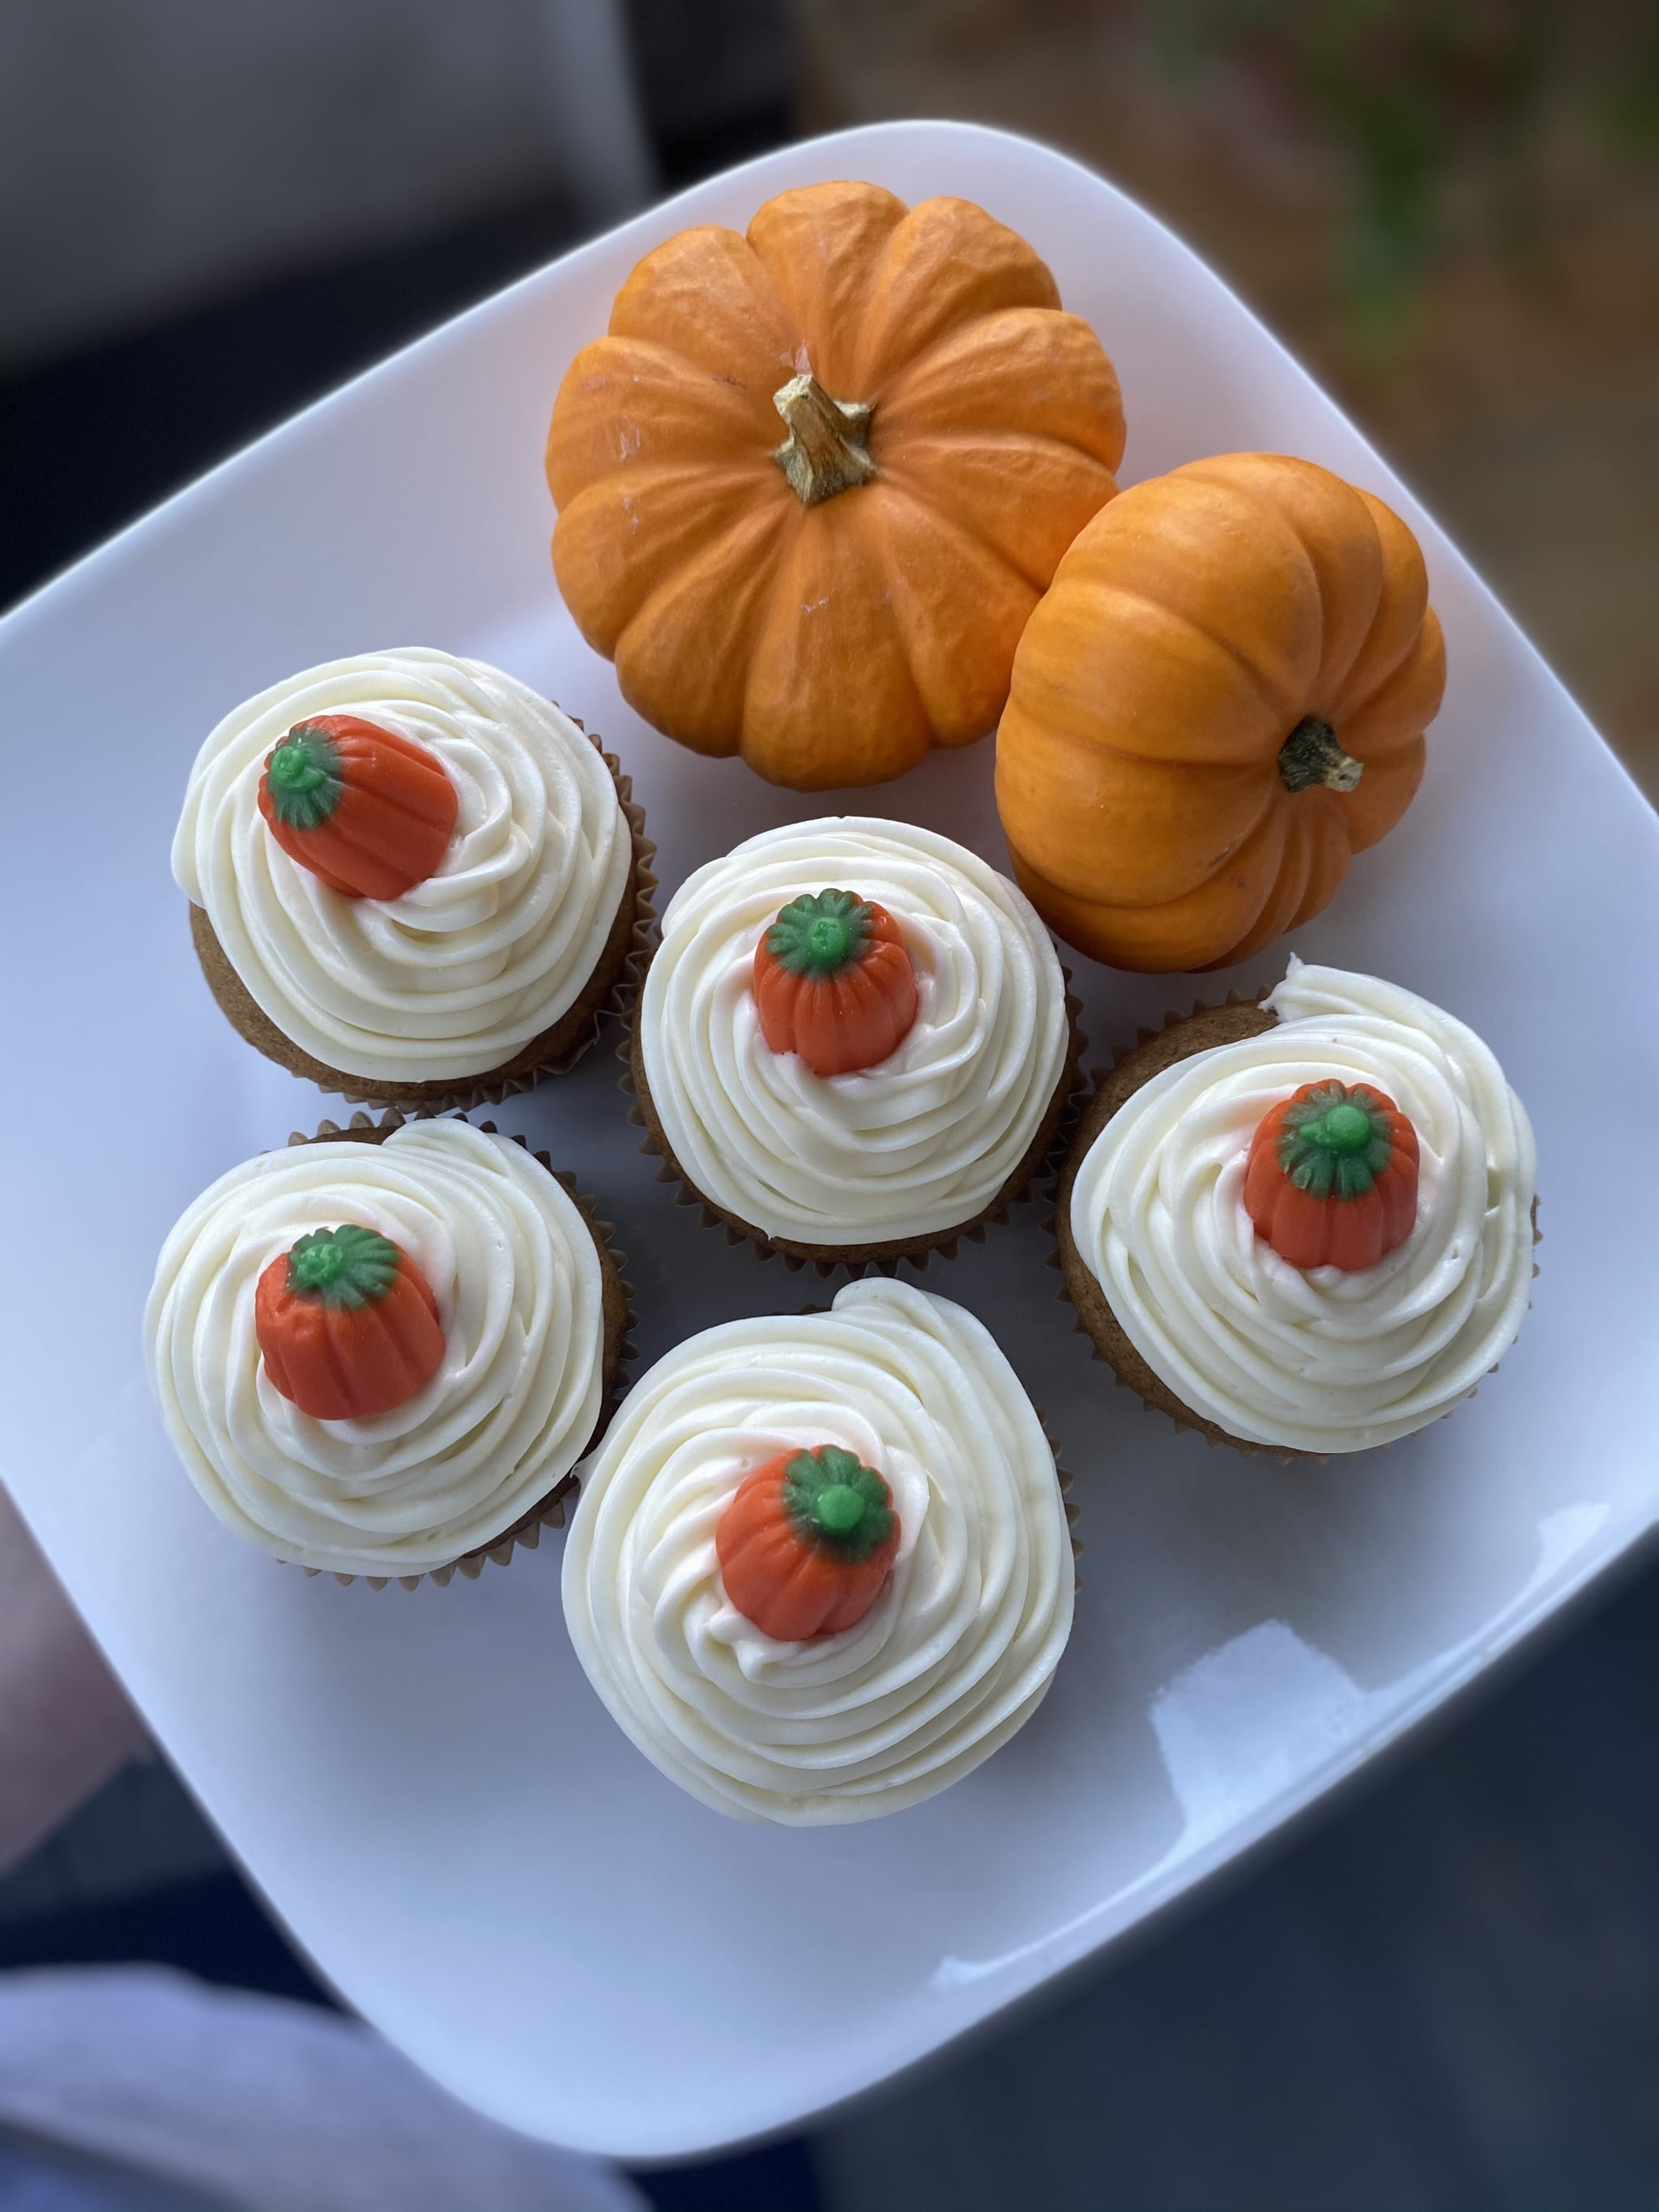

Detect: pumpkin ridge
[578,477,789,664]
[1035,578,1296,762]
[1333,595,1441,728]
[739,500,933,785]
[313,1313,357,1424]
[1286,808,1356,931]
[867,479,1034,742]
[1280,480,1379,710]
[876,434,1115,592]
[743,181,908,394]
[866,299,1067,390]
[1085,573,1309,727]
[872,470,1034,601]
[605,222,797,394]
[1224,803,1320,965]
[1115,468,1334,714]
[366,1293,433,1400]
[322,791,450,870]
[546,344,778,502]
[850,198,1063,391]
[873,308,1126,468]
[1065,799,1286,965]
[616,504,796,761]
[1191,803,1294,970]
[1181,502,1335,729]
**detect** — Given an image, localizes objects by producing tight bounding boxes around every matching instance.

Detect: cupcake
[174,647,654,1106]
[144,1115,629,1584]
[561,1279,1077,1825]
[1057,957,1537,1455]
[629,818,1077,1266]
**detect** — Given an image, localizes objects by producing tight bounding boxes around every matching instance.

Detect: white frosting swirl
[640,820,1068,1245]
[1068,958,1537,1453]
[173,648,632,1082]
[561,1281,1075,1826]
[144,1120,608,1575]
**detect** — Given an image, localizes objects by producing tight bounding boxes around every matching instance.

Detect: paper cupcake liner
[192,720,658,1113]
[1054,1440,1084,1594]
[1050,995,1542,1461]
[283,1106,638,1589]
[621,975,1087,1276]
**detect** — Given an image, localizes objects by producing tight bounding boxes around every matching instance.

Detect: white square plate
[3,121,1657,2160]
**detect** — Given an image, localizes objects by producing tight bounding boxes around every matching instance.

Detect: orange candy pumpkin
[546,180,1125,789]
[258,714,458,901]
[716,1446,901,1641]
[996,453,1446,971]
[753,889,919,1076]
[255,1223,445,1420]
[1243,1080,1421,1272]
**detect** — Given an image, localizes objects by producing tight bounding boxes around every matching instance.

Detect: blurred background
[3,2,1658,2207]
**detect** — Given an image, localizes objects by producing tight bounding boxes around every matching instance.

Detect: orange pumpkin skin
[995,453,1445,972]
[255,1225,445,1421]
[753,894,918,1076]
[546,181,1125,790]
[258,714,458,901]
[1243,1082,1421,1272]
[717,1447,901,1641]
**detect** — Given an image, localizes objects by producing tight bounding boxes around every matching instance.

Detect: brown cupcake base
[284,1109,636,1588]
[625,987,1085,1274]
[190,727,657,1110]
[1051,995,1323,1461]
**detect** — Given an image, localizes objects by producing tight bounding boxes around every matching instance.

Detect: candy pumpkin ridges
[716,1446,901,1641]
[753,889,919,1076]
[255,1223,445,1420]
[258,714,458,901]
[1243,1080,1421,1272]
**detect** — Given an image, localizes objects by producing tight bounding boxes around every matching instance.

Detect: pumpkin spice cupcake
[143,1115,629,1585]
[629,817,1079,1268]
[175,646,654,1106]
[561,1279,1077,1826]
[1056,958,1537,1455]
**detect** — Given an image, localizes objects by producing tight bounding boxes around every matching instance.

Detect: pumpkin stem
[765,889,873,978]
[773,373,878,507]
[1275,1082,1397,1200]
[1277,716,1364,795]
[266,723,345,830]
[783,1447,895,1562]
[287,1224,401,1310]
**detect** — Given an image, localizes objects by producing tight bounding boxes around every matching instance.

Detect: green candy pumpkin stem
[764,889,873,979]
[1276,1083,1397,1201]
[265,723,344,831]
[782,1446,894,1563]
[1277,715,1364,795]
[286,1224,400,1309]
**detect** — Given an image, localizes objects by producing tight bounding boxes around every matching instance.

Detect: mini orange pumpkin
[1243,1080,1421,1272]
[254,1224,445,1420]
[258,715,458,901]
[752,889,919,1076]
[546,180,1125,790]
[996,453,1446,971]
[716,1445,901,1641]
